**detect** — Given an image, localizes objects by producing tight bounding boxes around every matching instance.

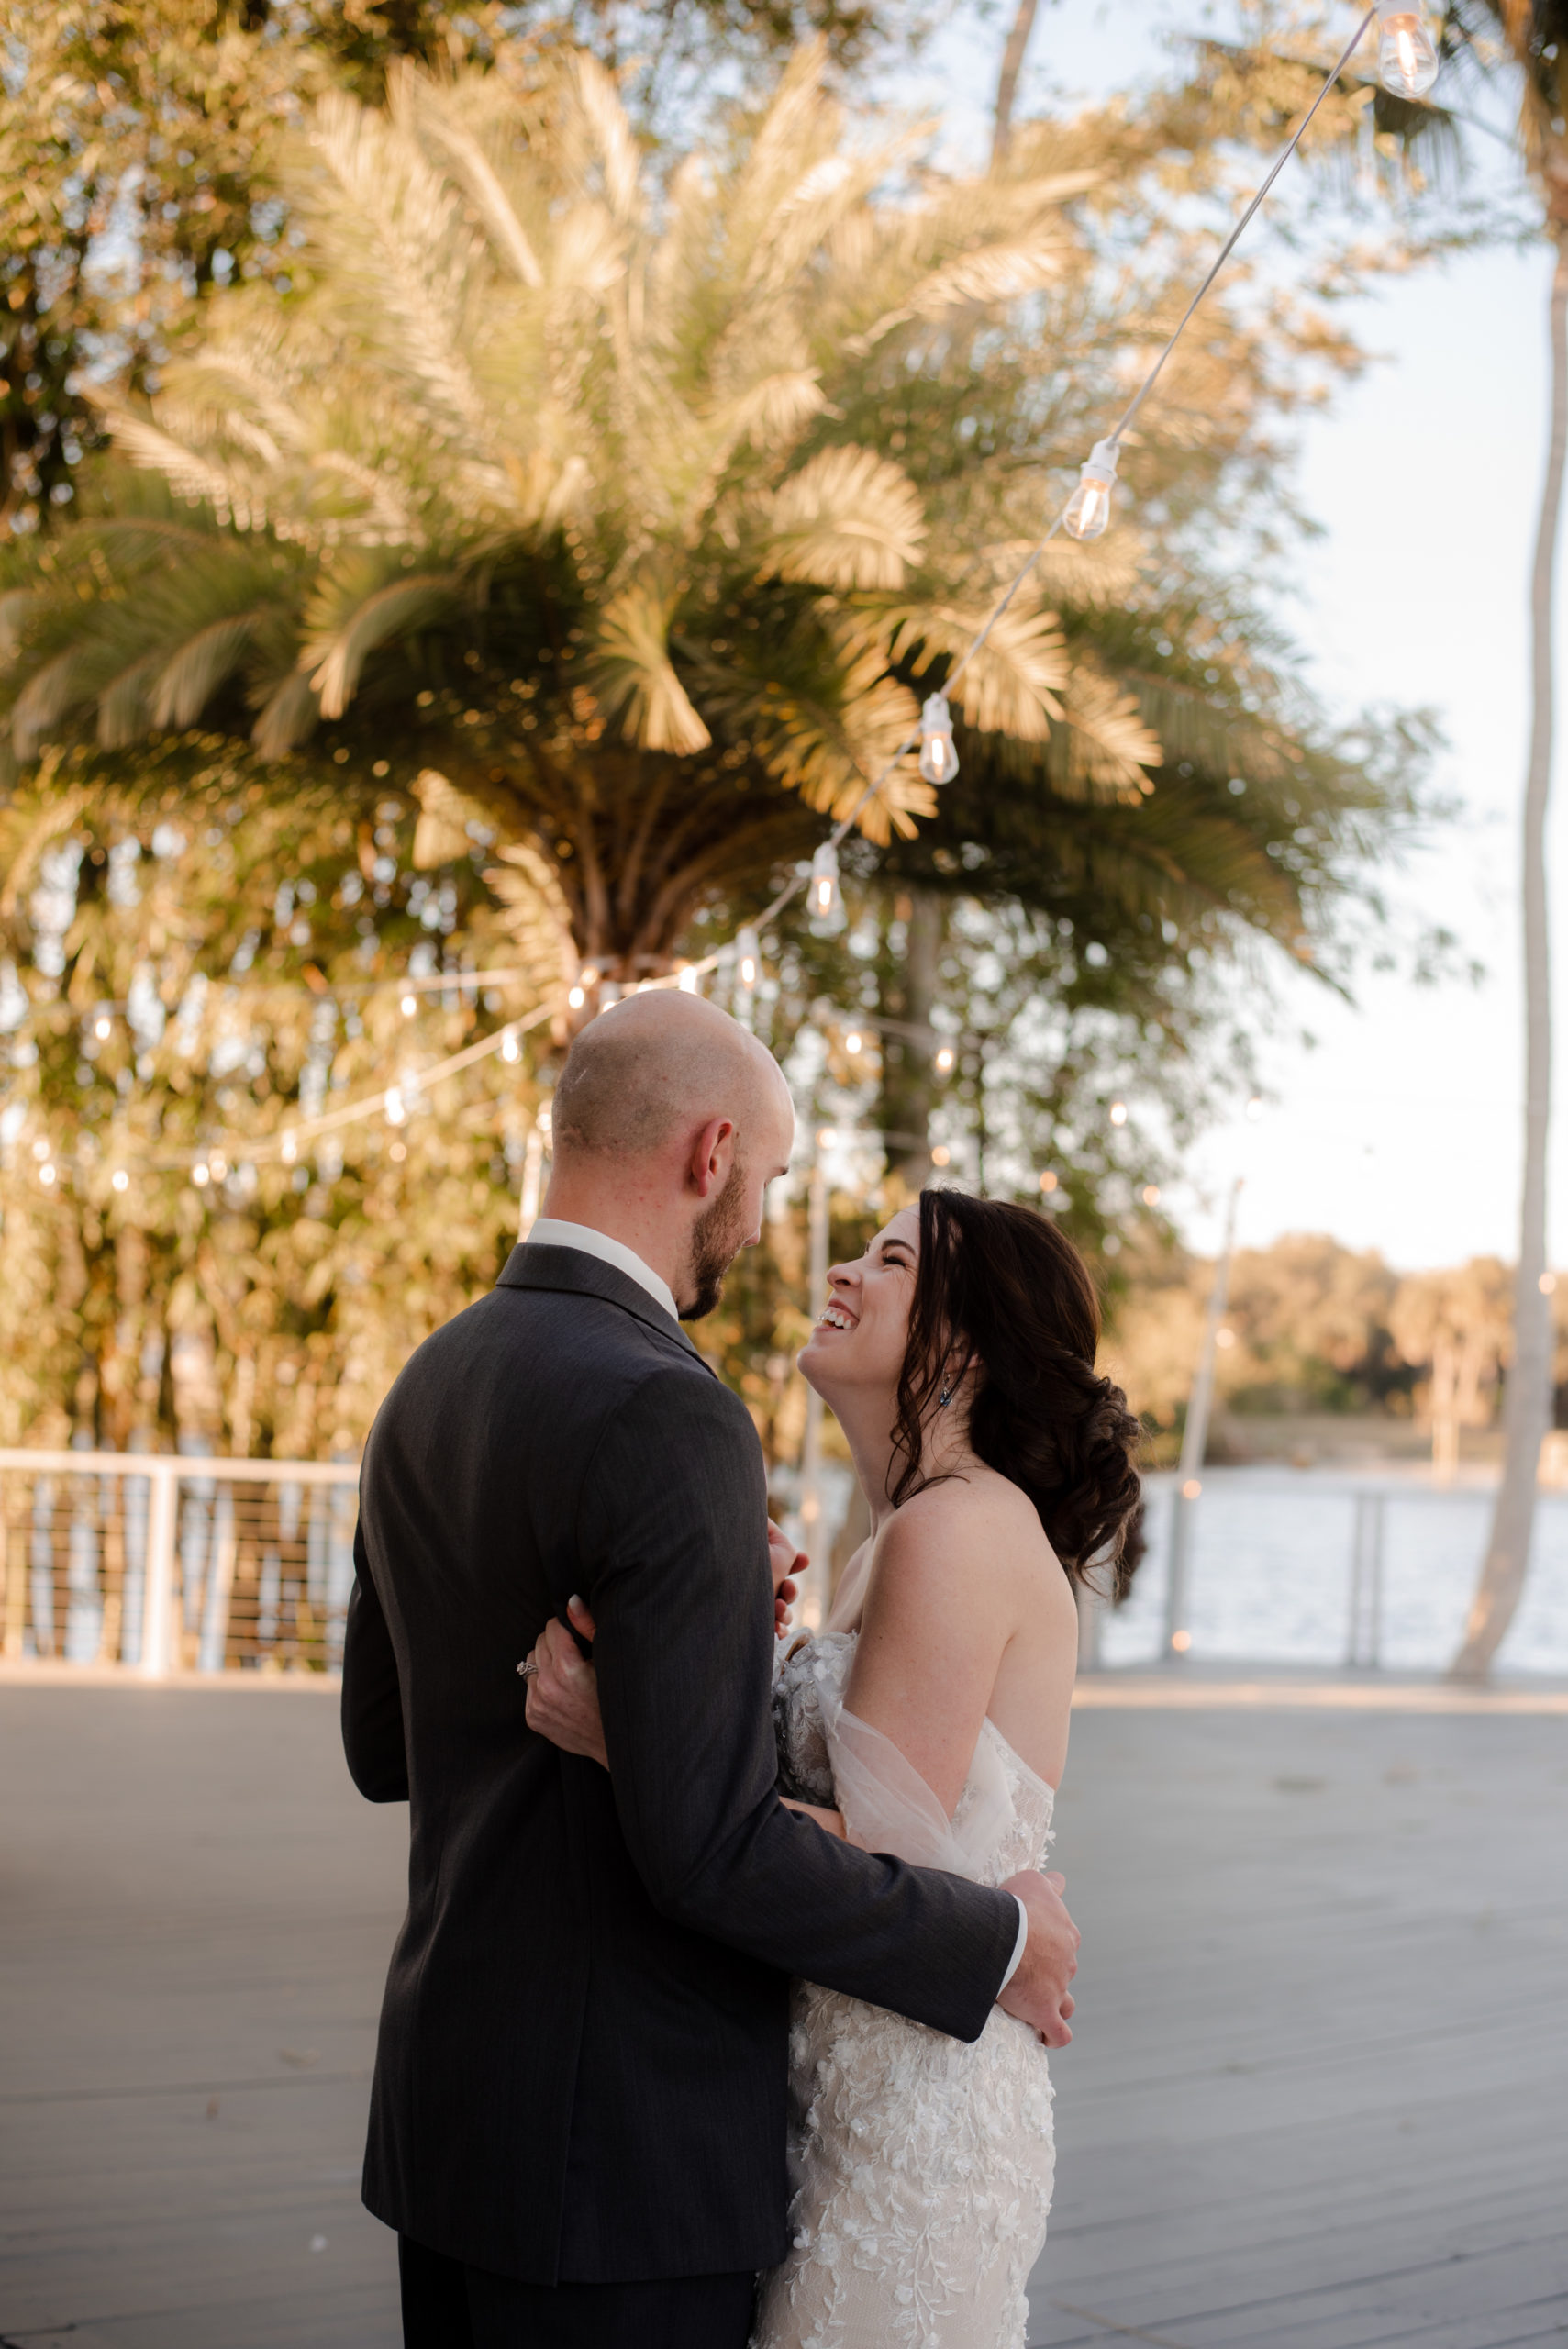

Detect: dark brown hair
[889,1189,1144,1600]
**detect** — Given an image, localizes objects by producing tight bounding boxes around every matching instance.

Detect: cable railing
[0,1448,359,1679]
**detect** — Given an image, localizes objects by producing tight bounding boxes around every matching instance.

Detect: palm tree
[1,44,1422,1006]
[0,50,1156,981]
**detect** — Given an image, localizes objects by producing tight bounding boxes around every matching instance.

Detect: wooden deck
[1,1680,1563,2349]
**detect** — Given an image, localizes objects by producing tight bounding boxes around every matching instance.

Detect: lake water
[1100,1470,1568,1675]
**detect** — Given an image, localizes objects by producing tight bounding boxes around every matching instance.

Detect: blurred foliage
[1105,1230,1568,1470]
[0,741,555,1453]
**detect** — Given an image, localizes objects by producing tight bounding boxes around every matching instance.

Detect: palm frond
[591,581,712,754]
[761,448,926,590]
[301,566,460,718]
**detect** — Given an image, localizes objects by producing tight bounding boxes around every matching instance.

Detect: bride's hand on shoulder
[520,1597,608,1767]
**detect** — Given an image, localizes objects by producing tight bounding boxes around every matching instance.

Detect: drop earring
[938,1384,953,1408]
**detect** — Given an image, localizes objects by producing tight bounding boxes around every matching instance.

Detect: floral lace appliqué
[752,1634,1057,2349]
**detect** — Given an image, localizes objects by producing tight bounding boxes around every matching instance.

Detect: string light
[500,1026,520,1063]
[845,1030,863,1055]
[1063,440,1119,541]
[281,1132,298,1163]
[568,985,586,1009]
[677,965,700,994]
[735,928,761,989]
[31,1139,49,1161]
[192,1163,210,1187]
[1142,1184,1161,1206]
[1540,1272,1558,1297]
[400,993,417,1018]
[1376,1,1440,95]
[1039,1170,1058,1193]
[809,844,841,922]
[934,1045,955,1074]
[94,1015,112,1041]
[1109,1100,1129,1126]
[931,1145,951,1167]
[39,1162,56,1186]
[917,694,959,785]
[1246,1096,1263,1122]
[111,1168,129,1192]
[210,1152,228,1180]
[384,1085,406,1126]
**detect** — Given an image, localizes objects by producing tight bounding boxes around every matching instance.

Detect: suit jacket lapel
[495,1241,713,1370]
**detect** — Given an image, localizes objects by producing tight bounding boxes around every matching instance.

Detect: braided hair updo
[889,1189,1144,1600]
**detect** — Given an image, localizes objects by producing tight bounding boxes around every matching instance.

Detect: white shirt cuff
[999,1893,1029,1991]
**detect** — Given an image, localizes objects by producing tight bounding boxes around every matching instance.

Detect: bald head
[552,989,789,1163]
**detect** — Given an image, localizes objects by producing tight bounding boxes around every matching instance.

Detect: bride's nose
[826,1262,858,1297]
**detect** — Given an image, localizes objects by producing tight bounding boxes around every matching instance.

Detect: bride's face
[798,1205,921,1403]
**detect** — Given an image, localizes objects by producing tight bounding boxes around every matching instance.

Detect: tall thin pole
[1452,228,1568,1679]
[796,1149,830,1631]
[1163,1178,1241,1661]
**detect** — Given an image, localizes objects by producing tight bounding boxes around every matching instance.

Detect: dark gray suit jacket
[342,1242,1020,2284]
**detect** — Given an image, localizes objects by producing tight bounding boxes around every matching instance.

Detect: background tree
[1389,1257,1514,1478]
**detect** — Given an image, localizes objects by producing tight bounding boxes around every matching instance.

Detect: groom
[342,988,1080,2349]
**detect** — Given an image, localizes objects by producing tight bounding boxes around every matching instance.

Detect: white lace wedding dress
[751,1631,1057,2349]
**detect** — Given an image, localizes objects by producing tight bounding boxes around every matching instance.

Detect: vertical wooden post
[140,1463,178,1681]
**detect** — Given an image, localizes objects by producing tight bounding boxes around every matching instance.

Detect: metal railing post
[140,1463,178,1681]
[1346,1491,1386,1669]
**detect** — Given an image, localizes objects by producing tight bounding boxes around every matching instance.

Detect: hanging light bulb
[917,694,959,785]
[568,985,586,1010]
[384,1085,406,1127]
[281,1131,298,1164]
[735,927,761,989]
[1063,439,1119,541]
[809,843,841,921]
[1375,1,1440,96]
[677,964,700,995]
[192,1163,210,1188]
[400,992,417,1018]
[1109,1100,1128,1127]
[845,1030,863,1055]
[934,1045,955,1075]
[39,1161,56,1186]
[94,1014,112,1041]
[111,1167,129,1194]
[501,1026,521,1064]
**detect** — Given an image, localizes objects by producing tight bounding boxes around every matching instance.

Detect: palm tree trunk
[1451,228,1568,1681]
[991,0,1042,166]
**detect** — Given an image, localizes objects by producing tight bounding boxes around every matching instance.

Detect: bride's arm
[844,1484,1018,1820]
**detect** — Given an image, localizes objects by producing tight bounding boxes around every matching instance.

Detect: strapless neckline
[812,1627,1057,1823]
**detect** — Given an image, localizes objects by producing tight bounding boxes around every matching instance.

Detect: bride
[526,1186,1142,2347]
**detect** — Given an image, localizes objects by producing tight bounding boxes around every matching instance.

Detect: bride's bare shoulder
[877,1468,1062,1609]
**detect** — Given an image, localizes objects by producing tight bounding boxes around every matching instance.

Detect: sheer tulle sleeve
[811,1648,1014,1884]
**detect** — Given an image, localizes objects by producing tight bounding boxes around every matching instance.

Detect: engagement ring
[517,1656,539,1681]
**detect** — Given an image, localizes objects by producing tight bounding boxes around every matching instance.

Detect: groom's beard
[680,1156,750,1321]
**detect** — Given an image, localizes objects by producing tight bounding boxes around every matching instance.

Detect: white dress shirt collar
[524,1217,680,1325]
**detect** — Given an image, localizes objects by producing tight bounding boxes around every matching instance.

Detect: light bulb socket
[1079,439,1120,488]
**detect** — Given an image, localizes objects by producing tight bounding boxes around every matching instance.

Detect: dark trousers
[398,2234,758,2349]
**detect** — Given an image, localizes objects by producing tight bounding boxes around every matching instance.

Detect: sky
[889,1,1553,1273]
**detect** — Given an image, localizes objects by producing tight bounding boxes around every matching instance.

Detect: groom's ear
[688,1114,737,1197]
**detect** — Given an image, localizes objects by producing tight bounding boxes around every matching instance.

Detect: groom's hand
[996,1869,1079,2048]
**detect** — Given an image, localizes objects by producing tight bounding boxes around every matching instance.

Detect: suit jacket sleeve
[575,1366,1019,2043]
[341,1519,410,1803]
